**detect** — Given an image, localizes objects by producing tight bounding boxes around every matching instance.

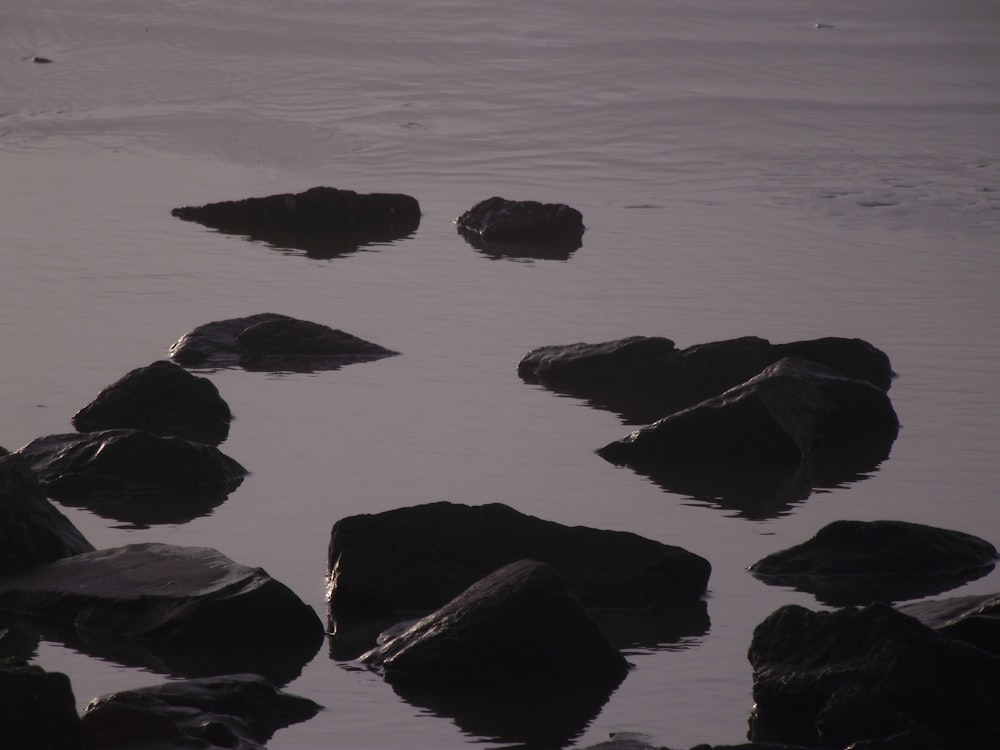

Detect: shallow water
[2,1,1000,747]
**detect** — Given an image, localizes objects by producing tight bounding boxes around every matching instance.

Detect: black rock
[0,453,94,576]
[169,312,398,371]
[456,196,584,259]
[327,501,710,656]
[0,663,85,750]
[82,674,322,750]
[749,519,997,605]
[897,592,1000,656]
[748,602,1000,748]
[72,360,232,445]
[171,186,421,259]
[0,543,324,647]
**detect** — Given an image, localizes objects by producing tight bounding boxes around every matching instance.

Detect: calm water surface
[2,1,999,747]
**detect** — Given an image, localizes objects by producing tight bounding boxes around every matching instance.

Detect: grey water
[2,0,999,747]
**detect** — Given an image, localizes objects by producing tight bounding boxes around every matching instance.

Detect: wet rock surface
[81,674,322,750]
[72,360,232,445]
[748,602,1000,749]
[749,519,998,605]
[897,592,1000,655]
[456,196,585,259]
[171,185,421,258]
[169,312,398,371]
[0,453,94,575]
[0,542,324,646]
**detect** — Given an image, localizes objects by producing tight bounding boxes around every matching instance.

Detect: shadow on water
[601,430,898,520]
[458,229,582,262]
[45,480,243,530]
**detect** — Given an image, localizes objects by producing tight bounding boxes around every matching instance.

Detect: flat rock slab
[598,358,899,465]
[72,360,232,445]
[749,520,998,605]
[169,312,398,371]
[456,196,584,258]
[171,186,421,258]
[17,429,246,497]
[82,674,322,750]
[328,501,710,616]
[0,453,94,576]
[519,335,893,424]
[0,543,324,645]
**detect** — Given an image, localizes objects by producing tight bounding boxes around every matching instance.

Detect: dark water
[2,1,999,747]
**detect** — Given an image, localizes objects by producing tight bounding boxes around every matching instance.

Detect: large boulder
[897,592,1000,656]
[0,453,94,575]
[169,312,398,371]
[0,662,85,750]
[81,674,322,750]
[16,429,246,526]
[329,502,709,614]
[0,543,324,646]
[519,335,893,425]
[456,196,585,259]
[362,560,627,748]
[749,520,998,606]
[72,360,232,445]
[748,602,1000,748]
[171,186,421,259]
[598,358,899,464]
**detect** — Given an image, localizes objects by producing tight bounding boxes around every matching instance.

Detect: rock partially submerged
[520,335,894,425]
[328,501,710,656]
[897,592,1000,656]
[16,429,246,526]
[599,357,898,462]
[72,360,232,445]
[82,674,322,750]
[456,196,585,259]
[0,453,94,575]
[748,602,1000,748]
[362,560,627,749]
[169,312,398,371]
[171,186,421,259]
[748,520,997,605]
[0,543,324,646]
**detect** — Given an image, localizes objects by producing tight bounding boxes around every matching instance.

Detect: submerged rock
[0,453,94,575]
[169,312,398,371]
[519,334,893,425]
[82,674,322,750]
[749,519,997,605]
[456,196,585,259]
[171,186,421,259]
[0,663,85,750]
[748,602,1000,748]
[72,360,232,445]
[0,543,324,646]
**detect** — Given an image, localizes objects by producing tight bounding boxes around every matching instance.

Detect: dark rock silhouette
[16,429,246,527]
[72,360,232,445]
[748,602,1000,748]
[897,592,1000,656]
[0,663,85,750]
[0,453,94,575]
[362,560,627,749]
[171,186,421,259]
[82,674,322,750]
[169,312,398,372]
[749,520,997,606]
[327,501,710,655]
[519,335,893,425]
[0,543,324,646]
[456,196,585,260]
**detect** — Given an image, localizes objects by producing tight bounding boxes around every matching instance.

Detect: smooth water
[2,1,999,747]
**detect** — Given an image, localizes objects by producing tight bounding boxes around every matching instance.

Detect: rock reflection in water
[460,231,582,262]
